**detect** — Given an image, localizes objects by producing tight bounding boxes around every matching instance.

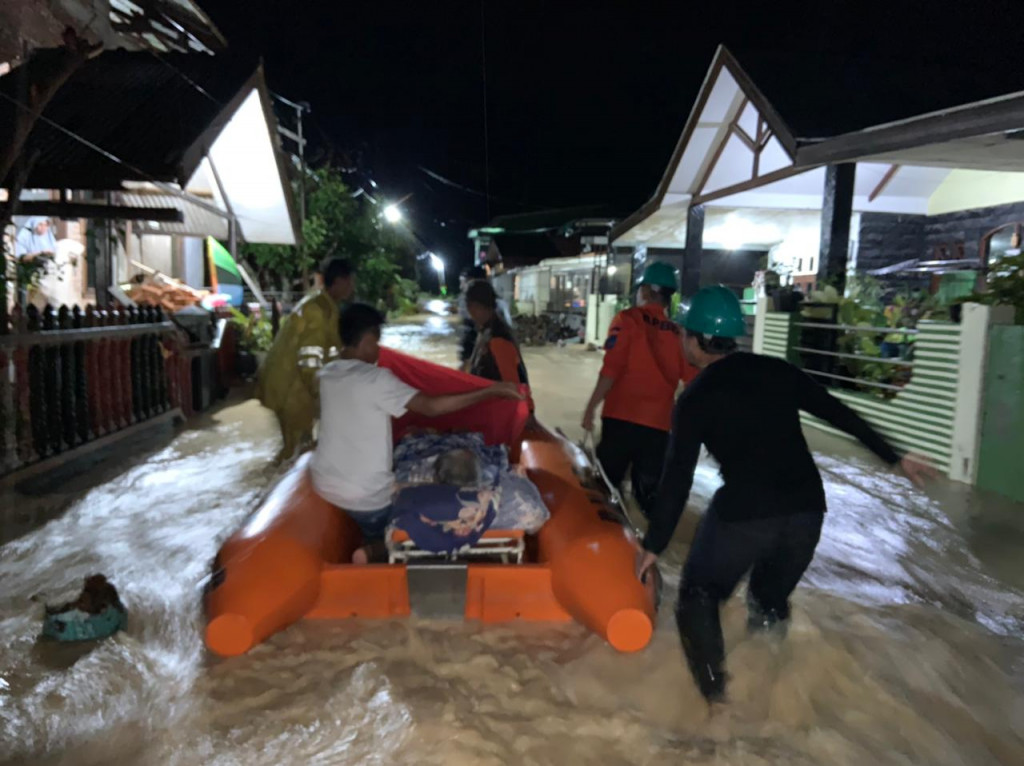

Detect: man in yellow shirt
[256,258,355,461]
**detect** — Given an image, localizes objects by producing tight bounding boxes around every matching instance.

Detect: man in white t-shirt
[311,303,522,560]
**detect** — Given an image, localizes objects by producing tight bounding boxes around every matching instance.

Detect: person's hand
[488,382,524,400]
[900,453,936,488]
[581,406,595,432]
[636,550,659,583]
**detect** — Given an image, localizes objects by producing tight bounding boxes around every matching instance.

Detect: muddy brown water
[1,316,1023,765]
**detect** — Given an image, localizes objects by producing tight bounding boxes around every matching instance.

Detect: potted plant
[963,251,1024,324]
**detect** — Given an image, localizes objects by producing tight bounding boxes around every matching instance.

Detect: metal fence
[755,300,973,479]
[0,303,190,478]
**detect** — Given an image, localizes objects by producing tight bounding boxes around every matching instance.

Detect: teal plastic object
[677,285,747,338]
[42,605,126,642]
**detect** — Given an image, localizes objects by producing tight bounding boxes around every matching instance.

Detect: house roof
[736,47,1024,142]
[490,233,563,269]
[0,0,225,63]
[612,44,1024,247]
[0,49,257,190]
[485,204,615,235]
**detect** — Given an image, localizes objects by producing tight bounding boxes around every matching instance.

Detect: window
[796,257,803,272]
[982,223,1020,273]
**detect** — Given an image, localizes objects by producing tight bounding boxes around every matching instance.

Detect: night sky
[199,1,1024,270]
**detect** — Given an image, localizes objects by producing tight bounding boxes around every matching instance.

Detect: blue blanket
[393,432,549,533]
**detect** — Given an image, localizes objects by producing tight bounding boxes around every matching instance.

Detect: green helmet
[676,285,746,338]
[635,261,679,290]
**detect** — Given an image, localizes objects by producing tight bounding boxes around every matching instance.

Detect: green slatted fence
[751,298,997,483]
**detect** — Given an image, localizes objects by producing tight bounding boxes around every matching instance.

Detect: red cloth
[378,348,530,447]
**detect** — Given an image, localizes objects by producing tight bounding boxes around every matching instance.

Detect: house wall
[859,200,1024,274]
[923,201,1024,261]
[856,213,926,273]
[182,237,205,288]
[138,234,174,276]
[928,170,1024,216]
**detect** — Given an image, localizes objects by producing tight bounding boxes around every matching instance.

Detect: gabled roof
[0,49,257,190]
[612,46,800,242]
[613,44,1024,247]
[0,49,299,245]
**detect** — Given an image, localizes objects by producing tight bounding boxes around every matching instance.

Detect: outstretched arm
[407,382,522,418]
[792,365,900,464]
[643,395,703,556]
[792,365,934,486]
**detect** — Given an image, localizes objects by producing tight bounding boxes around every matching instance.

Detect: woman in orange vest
[582,261,697,517]
[464,280,529,387]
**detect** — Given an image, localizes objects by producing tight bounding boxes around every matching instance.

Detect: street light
[383,204,402,224]
[429,252,447,296]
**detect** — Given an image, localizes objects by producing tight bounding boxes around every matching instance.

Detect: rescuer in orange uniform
[581,261,698,517]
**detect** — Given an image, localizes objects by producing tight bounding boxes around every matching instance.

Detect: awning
[119,191,229,238]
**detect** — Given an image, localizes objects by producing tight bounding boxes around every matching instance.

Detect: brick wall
[859,201,1024,274]
[856,213,926,272]
[923,201,1024,262]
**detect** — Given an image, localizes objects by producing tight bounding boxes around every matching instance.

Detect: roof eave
[795,91,1024,167]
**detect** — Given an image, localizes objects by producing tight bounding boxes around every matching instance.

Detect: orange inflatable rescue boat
[204,349,657,657]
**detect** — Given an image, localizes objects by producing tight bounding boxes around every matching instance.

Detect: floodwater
[2,316,1023,765]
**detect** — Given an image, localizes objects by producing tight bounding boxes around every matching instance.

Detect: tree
[242,167,415,308]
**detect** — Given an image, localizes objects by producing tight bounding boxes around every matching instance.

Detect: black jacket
[644,352,901,555]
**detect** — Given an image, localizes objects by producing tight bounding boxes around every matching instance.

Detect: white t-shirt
[311,359,419,512]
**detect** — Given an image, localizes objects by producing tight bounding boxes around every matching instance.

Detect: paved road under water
[2,316,1023,765]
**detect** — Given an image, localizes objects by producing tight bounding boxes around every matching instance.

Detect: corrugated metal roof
[0,49,257,189]
[119,191,229,238]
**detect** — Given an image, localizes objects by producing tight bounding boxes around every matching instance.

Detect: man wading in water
[636,286,933,703]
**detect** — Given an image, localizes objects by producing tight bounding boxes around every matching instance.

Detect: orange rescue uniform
[600,303,698,431]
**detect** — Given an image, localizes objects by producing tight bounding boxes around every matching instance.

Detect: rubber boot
[675,587,728,703]
[746,590,790,638]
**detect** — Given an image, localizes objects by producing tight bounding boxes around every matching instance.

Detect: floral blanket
[393,432,549,533]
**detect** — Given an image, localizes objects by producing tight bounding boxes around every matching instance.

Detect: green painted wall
[978,325,1024,502]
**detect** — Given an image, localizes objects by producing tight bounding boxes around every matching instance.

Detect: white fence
[753,298,1009,483]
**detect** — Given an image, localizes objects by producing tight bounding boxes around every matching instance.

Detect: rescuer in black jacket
[636,286,933,703]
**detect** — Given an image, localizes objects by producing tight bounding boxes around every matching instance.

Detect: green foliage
[964,252,1024,324]
[389,277,421,317]
[241,167,415,307]
[228,308,274,353]
[844,273,885,310]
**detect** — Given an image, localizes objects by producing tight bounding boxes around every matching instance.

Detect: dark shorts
[346,505,393,543]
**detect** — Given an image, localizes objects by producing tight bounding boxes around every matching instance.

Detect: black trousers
[596,417,669,518]
[675,510,823,697]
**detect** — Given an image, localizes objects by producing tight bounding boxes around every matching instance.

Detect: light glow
[383,204,402,224]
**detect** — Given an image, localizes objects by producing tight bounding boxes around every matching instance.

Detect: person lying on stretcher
[387,435,551,556]
[309,304,522,564]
